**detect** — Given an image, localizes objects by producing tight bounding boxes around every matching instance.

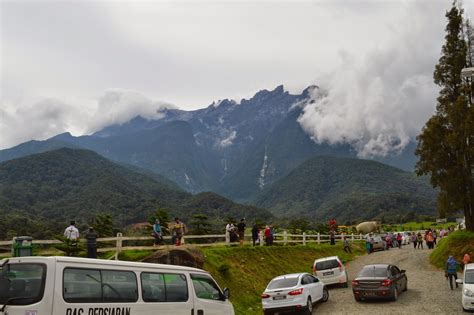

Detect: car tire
[263,310,274,315]
[321,287,329,302]
[354,296,362,302]
[392,287,398,301]
[304,297,313,315]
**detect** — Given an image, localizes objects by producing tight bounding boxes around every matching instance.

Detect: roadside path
[313,244,463,314]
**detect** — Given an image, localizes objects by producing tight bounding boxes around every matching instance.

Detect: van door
[190,274,234,315]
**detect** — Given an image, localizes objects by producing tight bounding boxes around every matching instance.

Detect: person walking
[385,234,392,250]
[426,231,434,249]
[343,236,352,253]
[64,220,80,256]
[252,224,260,246]
[237,218,246,246]
[365,233,374,254]
[411,232,418,249]
[445,256,459,290]
[85,227,97,259]
[432,229,438,246]
[417,232,424,249]
[264,225,272,246]
[396,233,402,249]
[152,219,162,246]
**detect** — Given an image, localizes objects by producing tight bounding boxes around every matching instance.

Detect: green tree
[191,214,211,235]
[288,219,310,234]
[416,2,474,231]
[92,213,114,237]
[148,208,170,235]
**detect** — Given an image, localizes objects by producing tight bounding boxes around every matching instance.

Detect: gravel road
[313,244,464,314]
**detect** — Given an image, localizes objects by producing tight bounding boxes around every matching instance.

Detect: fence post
[303,232,306,245]
[225,230,230,245]
[259,231,264,246]
[351,233,354,241]
[11,237,16,257]
[317,233,320,244]
[181,235,185,245]
[359,233,362,240]
[283,231,288,245]
[115,232,123,260]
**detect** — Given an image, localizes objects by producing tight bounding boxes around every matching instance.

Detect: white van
[0,256,234,315]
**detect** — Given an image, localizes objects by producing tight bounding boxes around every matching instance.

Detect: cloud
[0,90,172,150]
[297,2,442,157]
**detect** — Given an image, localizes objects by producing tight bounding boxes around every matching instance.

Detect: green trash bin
[13,236,33,257]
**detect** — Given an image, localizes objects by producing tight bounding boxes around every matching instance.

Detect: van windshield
[0,263,46,305]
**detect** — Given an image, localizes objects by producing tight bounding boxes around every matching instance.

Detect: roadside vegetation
[430,230,474,269]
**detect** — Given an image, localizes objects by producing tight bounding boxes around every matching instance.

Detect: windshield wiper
[0,296,35,312]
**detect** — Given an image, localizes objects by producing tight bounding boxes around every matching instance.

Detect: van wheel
[321,287,329,302]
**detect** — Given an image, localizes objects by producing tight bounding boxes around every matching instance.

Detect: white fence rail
[0,232,364,260]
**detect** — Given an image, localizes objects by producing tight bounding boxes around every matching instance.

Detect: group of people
[225,219,247,245]
[445,253,471,290]
[63,220,97,258]
[226,220,275,246]
[152,217,186,246]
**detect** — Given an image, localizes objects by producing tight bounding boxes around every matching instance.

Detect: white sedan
[457,263,474,311]
[261,272,329,315]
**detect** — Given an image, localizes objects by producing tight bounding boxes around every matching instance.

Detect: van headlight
[464,289,474,297]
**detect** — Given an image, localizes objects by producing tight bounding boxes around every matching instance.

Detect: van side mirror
[223,287,230,300]
[456,279,463,284]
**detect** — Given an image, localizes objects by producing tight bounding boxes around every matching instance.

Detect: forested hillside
[0,148,272,239]
[254,156,437,222]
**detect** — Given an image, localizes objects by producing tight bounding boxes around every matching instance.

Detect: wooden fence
[0,232,364,260]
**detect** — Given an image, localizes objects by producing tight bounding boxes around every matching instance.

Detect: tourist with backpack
[445,256,459,290]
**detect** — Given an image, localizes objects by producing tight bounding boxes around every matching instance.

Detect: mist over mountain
[0,85,420,202]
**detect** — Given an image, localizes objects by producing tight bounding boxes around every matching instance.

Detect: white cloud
[297,2,443,157]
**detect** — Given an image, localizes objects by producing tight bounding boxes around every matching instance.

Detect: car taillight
[313,265,317,273]
[288,288,304,296]
[382,279,391,286]
[261,293,271,299]
[338,260,343,271]
[352,280,359,287]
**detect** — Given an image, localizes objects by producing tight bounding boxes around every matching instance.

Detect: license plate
[364,292,376,296]
[323,271,334,276]
[273,295,286,300]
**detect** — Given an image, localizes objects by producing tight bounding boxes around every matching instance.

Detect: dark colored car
[352,264,407,301]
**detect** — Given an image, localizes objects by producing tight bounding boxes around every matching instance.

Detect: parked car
[371,235,386,251]
[261,272,328,314]
[352,264,407,301]
[456,263,474,311]
[313,256,348,287]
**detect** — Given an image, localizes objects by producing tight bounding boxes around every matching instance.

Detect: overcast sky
[1,0,473,152]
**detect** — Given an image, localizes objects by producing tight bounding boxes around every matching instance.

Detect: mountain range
[0,85,420,203]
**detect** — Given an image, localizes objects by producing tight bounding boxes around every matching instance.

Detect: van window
[141,272,188,302]
[0,263,45,306]
[191,274,223,301]
[64,268,138,303]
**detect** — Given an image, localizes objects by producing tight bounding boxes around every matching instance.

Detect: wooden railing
[0,232,364,260]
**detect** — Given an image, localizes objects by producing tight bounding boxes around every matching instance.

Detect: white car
[456,263,474,311]
[401,232,412,245]
[313,256,348,287]
[261,272,328,315]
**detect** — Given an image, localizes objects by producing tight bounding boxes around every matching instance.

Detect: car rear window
[315,260,339,270]
[358,267,388,278]
[267,277,299,289]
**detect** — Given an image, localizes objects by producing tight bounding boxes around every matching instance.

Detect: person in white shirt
[64,221,80,240]
[64,221,80,256]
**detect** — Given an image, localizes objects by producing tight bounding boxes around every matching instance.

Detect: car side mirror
[456,279,463,284]
[401,270,406,273]
[223,288,230,300]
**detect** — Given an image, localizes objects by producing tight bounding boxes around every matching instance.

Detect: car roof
[314,256,339,262]
[271,273,306,281]
[466,263,474,271]
[362,264,390,269]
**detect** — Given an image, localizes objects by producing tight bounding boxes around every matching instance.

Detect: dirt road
[313,244,464,314]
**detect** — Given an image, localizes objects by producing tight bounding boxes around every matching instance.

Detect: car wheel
[304,297,313,315]
[264,310,274,315]
[354,296,362,302]
[392,287,398,301]
[321,287,329,302]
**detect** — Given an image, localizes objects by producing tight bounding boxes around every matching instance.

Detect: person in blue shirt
[153,219,162,246]
[445,255,459,290]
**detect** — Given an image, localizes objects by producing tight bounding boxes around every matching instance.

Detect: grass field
[430,230,474,270]
[382,221,456,232]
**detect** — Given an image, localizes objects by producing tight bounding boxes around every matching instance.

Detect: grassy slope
[202,243,365,315]
[430,230,474,269]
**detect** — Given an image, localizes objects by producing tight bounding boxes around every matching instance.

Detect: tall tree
[416,2,474,231]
